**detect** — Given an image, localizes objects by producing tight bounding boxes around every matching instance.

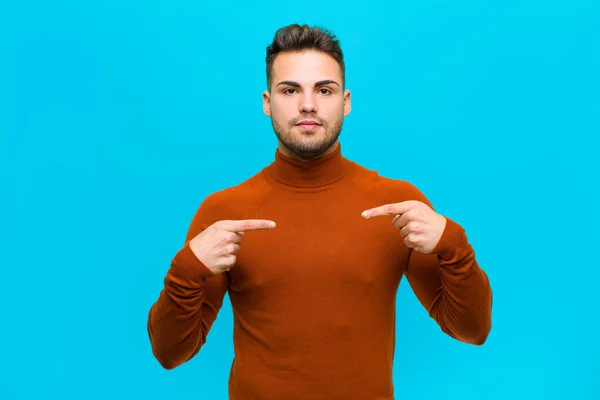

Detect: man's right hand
[189,219,277,275]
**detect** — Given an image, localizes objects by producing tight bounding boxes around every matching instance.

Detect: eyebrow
[276,80,340,88]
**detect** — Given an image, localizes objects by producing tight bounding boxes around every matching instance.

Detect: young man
[148,24,493,400]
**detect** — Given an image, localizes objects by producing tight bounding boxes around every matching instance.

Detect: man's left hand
[361,200,447,254]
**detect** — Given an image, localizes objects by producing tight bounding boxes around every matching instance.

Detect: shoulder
[185,170,273,239]
[349,161,433,207]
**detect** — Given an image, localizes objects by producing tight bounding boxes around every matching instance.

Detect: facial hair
[271,113,344,159]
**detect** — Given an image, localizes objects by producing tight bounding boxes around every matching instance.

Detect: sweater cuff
[170,241,216,283]
[432,217,470,260]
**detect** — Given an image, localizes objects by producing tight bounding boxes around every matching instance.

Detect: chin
[288,137,337,157]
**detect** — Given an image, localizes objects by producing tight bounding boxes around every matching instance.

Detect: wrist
[432,217,470,260]
[171,242,216,283]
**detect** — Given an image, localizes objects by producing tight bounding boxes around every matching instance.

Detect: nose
[298,92,317,113]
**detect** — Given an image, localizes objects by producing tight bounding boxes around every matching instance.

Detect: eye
[283,88,298,95]
[318,88,332,95]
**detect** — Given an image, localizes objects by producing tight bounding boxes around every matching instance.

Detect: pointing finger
[362,201,419,219]
[219,219,276,232]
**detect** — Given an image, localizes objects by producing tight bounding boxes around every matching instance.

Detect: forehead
[271,50,342,84]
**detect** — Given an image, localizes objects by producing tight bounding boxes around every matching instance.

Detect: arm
[404,216,493,345]
[147,200,229,369]
[361,181,493,345]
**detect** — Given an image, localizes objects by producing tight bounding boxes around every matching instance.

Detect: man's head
[263,24,351,161]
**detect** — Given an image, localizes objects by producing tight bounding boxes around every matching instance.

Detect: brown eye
[284,88,297,94]
[319,88,332,95]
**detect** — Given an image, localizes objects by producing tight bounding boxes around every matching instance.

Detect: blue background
[1,0,599,399]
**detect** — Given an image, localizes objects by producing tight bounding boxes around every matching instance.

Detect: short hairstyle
[265,24,345,90]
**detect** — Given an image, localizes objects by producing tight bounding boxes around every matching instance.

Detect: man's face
[263,50,351,160]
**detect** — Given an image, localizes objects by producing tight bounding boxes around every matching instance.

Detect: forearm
[147,243,216,369]
[430,218,493,345]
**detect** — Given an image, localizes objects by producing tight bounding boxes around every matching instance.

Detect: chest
[227,200,409,297]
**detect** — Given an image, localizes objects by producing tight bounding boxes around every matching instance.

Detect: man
[147,24,492,400]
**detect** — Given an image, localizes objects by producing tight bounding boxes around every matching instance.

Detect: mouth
[296,120,322,130]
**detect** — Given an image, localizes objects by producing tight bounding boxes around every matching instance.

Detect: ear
[343,89,352,117]
[263,90,271,117]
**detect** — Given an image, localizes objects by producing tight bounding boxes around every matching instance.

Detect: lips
[296,120,321,126]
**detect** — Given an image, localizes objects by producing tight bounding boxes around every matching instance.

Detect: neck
[264,140,350,188]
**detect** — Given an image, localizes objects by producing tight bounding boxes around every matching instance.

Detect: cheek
[271,101,296,120]
[321,103,344,120]
[324,97,344,111]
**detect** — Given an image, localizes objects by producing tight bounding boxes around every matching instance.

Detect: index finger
[219,219,276,232]
[362,201,419,219]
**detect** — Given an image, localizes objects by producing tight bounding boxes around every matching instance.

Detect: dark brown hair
[265,24,345,90]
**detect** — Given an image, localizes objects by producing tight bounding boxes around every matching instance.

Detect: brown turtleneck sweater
[147,142,492,400]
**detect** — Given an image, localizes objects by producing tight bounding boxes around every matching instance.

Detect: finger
[219,219,276,232]
[400,224,410,238]
[221,231,244,245]
[231,232,244,244]
[393,215,407,231]
[395,212,412,229]
[404,234,416,249]
[392,214,410,229]
[362,201,419,219]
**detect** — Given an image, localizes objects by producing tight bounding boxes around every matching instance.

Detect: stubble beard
[271,115,344,159]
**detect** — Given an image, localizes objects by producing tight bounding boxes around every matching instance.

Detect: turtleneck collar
[264,142,351,188]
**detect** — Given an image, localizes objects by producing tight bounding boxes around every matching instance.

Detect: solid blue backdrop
[1,0,598,399]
